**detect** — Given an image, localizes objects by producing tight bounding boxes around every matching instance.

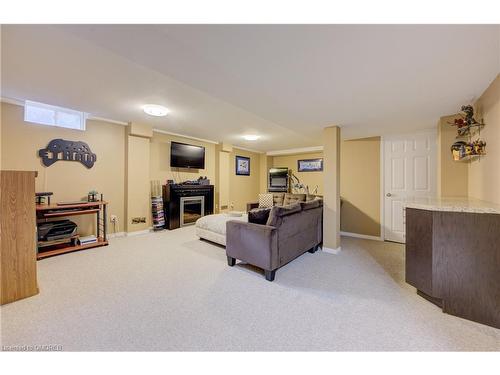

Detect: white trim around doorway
[380,128,438,242]
[380,138,386,242]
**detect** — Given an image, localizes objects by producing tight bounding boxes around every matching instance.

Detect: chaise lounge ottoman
[195,213,248,246]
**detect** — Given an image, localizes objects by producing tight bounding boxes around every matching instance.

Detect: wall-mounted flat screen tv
[170,141,205,169]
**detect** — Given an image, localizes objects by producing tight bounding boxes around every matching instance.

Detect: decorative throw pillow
[258,193,274,208]
[248,208,271,225]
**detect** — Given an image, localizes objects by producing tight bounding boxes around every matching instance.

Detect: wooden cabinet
[405,208,500,328]
[1,170,39,305]
[405,208,434,296]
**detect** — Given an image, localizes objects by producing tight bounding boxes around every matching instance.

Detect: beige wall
[150,131,219,212]
[129,122,153,138]
[0,102,261,236]
[259,154,272,194]
[437,75,500,205]
[149,132,216,186]
[229,148,261,211]
[1,98,384,238]
[340,137,381,237]
[272,152,324,195]
[1,102,126,236]
[218,148,230,211]
[469,74,500,204]
[126,134,150,232]
[322,126,341,250]
[214,144,262,212]
[437,115,468,197]
[268,138,381,237]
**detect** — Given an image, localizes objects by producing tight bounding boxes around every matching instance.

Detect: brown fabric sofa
[246,192,321,211]
[226,199,323,281]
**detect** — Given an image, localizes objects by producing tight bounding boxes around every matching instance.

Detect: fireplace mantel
[162,184,214,230]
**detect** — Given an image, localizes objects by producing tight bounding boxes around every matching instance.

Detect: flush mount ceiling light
[243,134,260,141]
[142,104,169,117]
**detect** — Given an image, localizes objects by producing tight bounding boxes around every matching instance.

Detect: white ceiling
[2,25,499,151]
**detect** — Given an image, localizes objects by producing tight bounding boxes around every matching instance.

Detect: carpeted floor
[1,227,499,351]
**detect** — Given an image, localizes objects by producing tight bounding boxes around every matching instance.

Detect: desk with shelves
[36,201,108,259]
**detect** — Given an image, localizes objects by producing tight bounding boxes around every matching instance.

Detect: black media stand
[162,184,214,230]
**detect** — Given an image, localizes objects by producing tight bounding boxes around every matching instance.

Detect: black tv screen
[170,141,205,169]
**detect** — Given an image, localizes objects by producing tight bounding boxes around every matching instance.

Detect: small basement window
[24,100,87,131]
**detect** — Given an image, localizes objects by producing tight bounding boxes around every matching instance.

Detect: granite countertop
[404,197,500,214]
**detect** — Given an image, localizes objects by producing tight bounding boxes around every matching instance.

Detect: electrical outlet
[110,215,117,223]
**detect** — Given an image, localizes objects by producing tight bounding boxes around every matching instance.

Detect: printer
[37,220,77,242]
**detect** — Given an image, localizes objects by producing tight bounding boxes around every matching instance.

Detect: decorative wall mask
[38,139,97,168]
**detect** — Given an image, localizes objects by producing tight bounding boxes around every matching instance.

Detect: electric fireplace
[180,196,205,226]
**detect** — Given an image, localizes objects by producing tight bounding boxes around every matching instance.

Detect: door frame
[380,128,438,242]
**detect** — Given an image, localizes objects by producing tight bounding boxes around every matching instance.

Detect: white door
[383,130,437,243]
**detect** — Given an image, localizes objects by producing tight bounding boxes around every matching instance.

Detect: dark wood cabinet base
[406,208,500,329]
[416,289,443,309]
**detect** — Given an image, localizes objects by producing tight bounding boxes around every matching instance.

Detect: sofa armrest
[246,201,259,212]
[226,220,278,271]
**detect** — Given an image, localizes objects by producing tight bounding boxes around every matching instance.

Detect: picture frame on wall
[297,158,323,172]
[235,155,250,176]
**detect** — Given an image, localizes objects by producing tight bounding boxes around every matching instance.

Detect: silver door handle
[386,193,392,197]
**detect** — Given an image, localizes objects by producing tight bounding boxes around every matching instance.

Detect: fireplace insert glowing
[180,196,205,226]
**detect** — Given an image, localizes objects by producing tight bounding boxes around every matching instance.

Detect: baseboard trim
[107,232,126,239]
[321,246,342,254]
[340,231,383,241]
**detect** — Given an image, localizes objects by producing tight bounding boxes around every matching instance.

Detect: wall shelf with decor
[456,153,486,162]
[451,140,487,161]
[449,105,486,162]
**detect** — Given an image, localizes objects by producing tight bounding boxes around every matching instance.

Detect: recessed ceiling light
[143,104,169,117]
[243,134,260,141]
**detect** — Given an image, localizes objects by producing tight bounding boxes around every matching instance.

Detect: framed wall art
[235,155,250,176]
[297,158,323,172]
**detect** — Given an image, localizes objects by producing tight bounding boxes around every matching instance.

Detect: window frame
[24,100,87,131]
